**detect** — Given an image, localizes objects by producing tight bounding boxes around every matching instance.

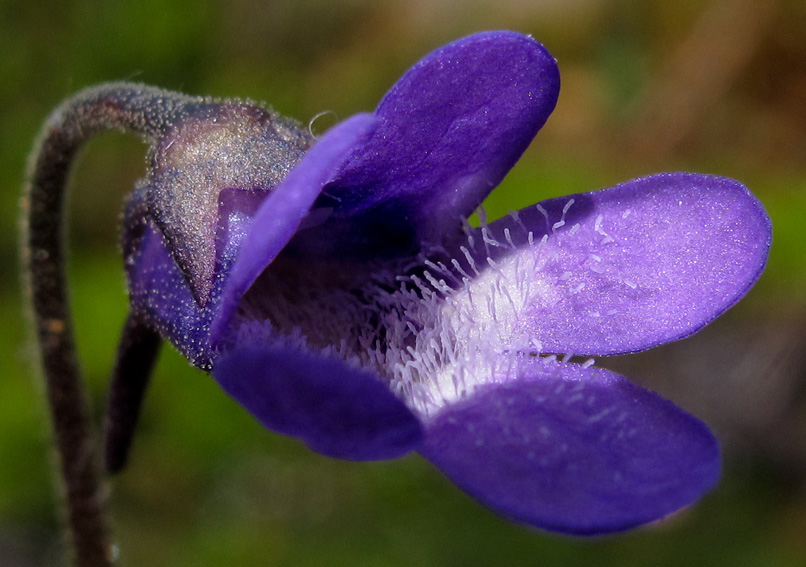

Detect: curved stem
[21,83,197,567]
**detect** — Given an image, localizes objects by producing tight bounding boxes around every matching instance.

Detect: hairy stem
[21,83,197,567]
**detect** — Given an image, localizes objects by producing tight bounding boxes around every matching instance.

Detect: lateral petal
[452,173,771,355]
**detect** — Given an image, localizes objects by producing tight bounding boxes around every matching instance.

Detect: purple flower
[123,31,771,534]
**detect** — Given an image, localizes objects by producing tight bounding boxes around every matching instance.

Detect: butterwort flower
[118,31,771,534]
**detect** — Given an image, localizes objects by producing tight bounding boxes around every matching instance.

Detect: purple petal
[213,345,423,461]
[306,31,559,255]
[209,113,376,345]
[420,358,720,534]
[459,173,771,355]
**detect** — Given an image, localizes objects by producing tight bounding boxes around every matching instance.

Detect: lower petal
[213,345,423,461]
[420,358,720,535]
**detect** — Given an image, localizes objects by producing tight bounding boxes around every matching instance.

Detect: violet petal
[213,345,424,461]
[308,31,559,255]
[420,358,720,534]
[457,173,771,355]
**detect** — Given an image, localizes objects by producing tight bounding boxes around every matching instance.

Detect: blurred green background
[2,0,806,565]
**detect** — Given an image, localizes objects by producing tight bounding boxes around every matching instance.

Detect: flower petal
[454,173,771,355]
[210,113,376,345]
[213,345,424,461]
[420,358,720,535]
[302,31,559,256]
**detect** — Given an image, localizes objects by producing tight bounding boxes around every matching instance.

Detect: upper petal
[420,357,720,534]
[295,31,560,257]
[449,173,771,355]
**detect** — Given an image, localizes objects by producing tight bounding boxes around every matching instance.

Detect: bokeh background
[2,0,805,565]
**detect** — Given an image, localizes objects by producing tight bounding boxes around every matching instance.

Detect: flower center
[232,210,590,417]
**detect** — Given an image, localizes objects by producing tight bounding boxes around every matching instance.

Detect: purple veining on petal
[420,357,721,534]
[210,113,377,346]
[214,345,424,460]
[446,173,771,356]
